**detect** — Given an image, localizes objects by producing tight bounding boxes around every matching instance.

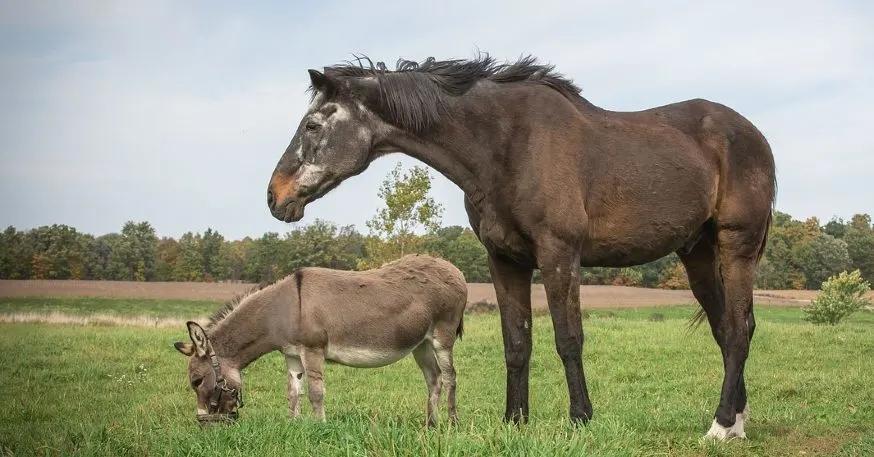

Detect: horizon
[2,1,873,239]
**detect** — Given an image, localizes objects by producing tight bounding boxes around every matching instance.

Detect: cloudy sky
[1,1,872,239]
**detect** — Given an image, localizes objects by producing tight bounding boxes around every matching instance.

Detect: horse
[174,255,467,426]
[266,55,776,440]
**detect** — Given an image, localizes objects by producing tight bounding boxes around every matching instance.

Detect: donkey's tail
[456,315,464,341]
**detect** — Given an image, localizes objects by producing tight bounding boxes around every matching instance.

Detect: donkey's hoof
[702,416,747,441]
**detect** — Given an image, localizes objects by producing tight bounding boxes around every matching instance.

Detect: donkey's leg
[301,347,327,421]
[433,330,459,424]
[538,244,592,423]
[285,354,304,418]
[412,340,441,427]
[488,254,534,423]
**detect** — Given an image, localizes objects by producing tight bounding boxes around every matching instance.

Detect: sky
[1,1,872,239]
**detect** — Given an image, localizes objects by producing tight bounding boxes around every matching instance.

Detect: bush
[803,270,871,325]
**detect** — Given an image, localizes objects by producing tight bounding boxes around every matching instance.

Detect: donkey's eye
[191,378,203,389]
[305,121,322,132]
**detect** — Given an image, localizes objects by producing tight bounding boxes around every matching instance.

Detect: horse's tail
[688,211,773,329]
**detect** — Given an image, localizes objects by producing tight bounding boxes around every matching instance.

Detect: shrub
[803,270,871,325]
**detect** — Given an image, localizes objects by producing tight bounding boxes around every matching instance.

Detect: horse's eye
[191,378,203,389]
[305,121,322,132]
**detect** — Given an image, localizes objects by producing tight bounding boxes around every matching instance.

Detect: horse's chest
[477,216,535,265]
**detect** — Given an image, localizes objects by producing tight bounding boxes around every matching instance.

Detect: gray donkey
[174,254,467,426]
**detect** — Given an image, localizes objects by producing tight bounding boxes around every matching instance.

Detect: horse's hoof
[702,415,747,441]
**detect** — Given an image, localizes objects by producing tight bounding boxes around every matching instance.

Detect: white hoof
[702,415,746,441]
[740,403,750,421]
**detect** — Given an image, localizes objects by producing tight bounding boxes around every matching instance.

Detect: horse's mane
[318,53,583,133]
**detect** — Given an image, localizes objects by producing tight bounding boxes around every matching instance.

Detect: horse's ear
[186,321,210,357]
[174,341,195,356]
[308,69,336,96]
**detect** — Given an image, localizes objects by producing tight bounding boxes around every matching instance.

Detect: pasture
[1,297,872,456]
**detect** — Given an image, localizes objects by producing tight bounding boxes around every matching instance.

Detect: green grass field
[1,298,872,456]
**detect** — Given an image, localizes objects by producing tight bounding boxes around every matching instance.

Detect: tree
[174,232,204,281]
[0,226,32,279]
[107,221,158,281]
[844,214,874,283]
[201,228,228,281]
[282,220,364,272]
[793,233,851,289]
[363,163,443,267]
[25,225,92,279]
[154,237,180,281]
[245,232,286,283]
[425,226,490,282]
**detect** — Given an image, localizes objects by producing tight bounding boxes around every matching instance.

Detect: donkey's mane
[206,281,272,330]
[319,54,582,132]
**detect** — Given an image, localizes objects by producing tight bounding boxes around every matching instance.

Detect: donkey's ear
[186,321,210,357]
[174,341,195,356]
[308,69,336,95]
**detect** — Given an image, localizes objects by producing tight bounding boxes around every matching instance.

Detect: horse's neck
[209,286,287,370]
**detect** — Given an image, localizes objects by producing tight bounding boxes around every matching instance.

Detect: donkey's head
[174,321,242,423]
[267,70,391,222]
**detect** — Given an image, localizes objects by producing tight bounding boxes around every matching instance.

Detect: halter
[196,351,244,424]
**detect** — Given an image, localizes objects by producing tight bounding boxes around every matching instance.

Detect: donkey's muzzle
[196,411,239,426]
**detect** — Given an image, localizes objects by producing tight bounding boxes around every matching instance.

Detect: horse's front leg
[538,243,593,423]
[487,253,534,423]
[301,347,327,421]
[285,354,304,418]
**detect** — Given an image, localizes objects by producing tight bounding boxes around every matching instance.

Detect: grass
[0,297,216,319]
[0,299,872,456]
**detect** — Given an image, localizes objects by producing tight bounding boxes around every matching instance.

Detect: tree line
[1,210,871,289]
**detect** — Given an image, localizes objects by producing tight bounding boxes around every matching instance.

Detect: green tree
[0,226,32,279]
[425,226,490,282]
[245,232,286,283]
[154,237,180,281]
[174,232,204,281]
[363,163,443,268]
[201,228,229,281]
[793,233,851,289]
[844,214,874,283]
[108,221,158,281]
[26,225,92,279]
[225,238,254,281]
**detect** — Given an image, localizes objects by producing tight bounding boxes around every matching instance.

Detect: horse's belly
[583,212,709,267]
[326,344,415,368]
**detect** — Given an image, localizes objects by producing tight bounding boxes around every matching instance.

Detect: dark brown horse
[267,55,775,440]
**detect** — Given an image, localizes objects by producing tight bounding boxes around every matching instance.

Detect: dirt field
[0,279,835,310]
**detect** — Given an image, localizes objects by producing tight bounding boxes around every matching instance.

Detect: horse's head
[268,69,390,222]
[174,321,242,424]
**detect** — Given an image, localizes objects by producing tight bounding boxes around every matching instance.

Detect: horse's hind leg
[413,340,441,427]
[433,328,459,424]
[679,225,758,440]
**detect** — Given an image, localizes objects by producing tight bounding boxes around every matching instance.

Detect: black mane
[319,54,582,133]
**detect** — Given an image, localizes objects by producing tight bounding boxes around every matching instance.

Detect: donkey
[174,254,467,426]
[266,55,776,439]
